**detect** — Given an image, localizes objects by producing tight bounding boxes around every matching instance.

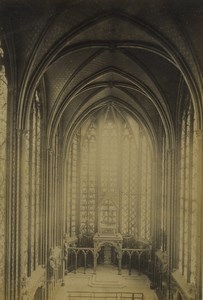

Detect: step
[88,274,126,288]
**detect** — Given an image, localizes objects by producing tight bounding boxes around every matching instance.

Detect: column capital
[16,128,23,136]
[194,129,203,140]
[16,128,30,140]
[22,129,30,137]
[166,148,175,156]
[47,147,54,155]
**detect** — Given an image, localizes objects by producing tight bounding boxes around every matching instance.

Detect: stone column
[46,147,54,300]
[74,252,78,274]
[128,254,132,275]
[16,129,23,299]
[0,43,8,300]
[61,258,65,286]
[165,148,176,299]
[93,251,97,274]
[118,251,122,275]
[138,252,141,275]
[84,252,87,274]
[195,130,203,300]
[19,130,30,299]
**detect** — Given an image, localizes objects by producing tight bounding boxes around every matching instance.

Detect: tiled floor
[54,265,158,300]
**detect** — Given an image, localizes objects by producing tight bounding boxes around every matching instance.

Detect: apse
[64,102,153,242]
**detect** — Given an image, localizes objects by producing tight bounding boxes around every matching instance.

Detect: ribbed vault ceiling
[1,0,203,143]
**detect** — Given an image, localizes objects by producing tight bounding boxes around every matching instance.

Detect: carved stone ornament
[64,241,69,258]
[156,250,168,274]
[49,247,62,271]
[21,267,45,300]
[172,270,196,300]
[21,274,29,295]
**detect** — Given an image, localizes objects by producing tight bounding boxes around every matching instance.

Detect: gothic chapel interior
[0,0,202,300]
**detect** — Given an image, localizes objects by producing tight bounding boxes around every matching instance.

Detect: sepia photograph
[0,0,202,299]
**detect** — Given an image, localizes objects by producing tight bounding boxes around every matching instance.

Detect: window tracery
[80,123,96,234]
[66,105,152,240]
[121,123,138,236]
[140,134,151,240]
[100,118,119,195]
[67,133,80,236]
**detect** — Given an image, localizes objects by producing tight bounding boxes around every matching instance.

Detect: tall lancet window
[100,109,119,195]
[0,43,7,297]
[179,102,198,284]
[80,123,97,234]
[121,123,138,236]
[66,104,152,240]
[140,134,152,240]
[67,132,80,236]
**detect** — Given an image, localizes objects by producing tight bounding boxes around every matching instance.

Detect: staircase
[54,266,158,300]
[88,273,126,288]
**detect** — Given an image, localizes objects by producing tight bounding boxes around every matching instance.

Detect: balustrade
[64,244,151,277]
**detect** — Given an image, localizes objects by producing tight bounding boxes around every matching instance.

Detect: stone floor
[54,265,158,300]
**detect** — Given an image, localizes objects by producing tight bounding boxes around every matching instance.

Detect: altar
[64,194,152,276]
[93,196,123,274]
[93,232,123,274]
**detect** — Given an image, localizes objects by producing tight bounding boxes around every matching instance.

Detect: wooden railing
[66,291,145,299]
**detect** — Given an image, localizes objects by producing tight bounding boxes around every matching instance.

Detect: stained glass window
[121,123,138,236]
[100,115,119,195]
[80,123,96,234]
[140,134,151,240]
[66,104,152,241]
[67,133,80,236]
